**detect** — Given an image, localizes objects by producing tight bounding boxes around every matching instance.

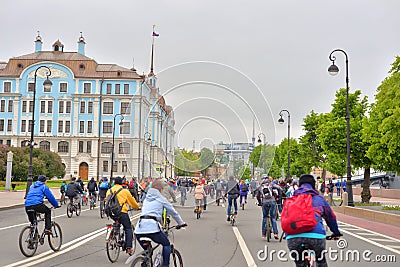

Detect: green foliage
[365,56,400,173]
[249,144,276,175]
[238,165,251,180]
[199,147,214,176]
[174,148,202,176]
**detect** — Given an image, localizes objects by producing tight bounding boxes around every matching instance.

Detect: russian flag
[152,31,159,37]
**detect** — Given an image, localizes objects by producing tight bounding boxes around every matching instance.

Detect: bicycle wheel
[169,247,184,267]
[131,224,137,255]
[66,203,74,218]
[106,235,120,263]
[48,222,63,251]
[19,226,38,257]
[266,218,271,242]
[100,201,105,218]
[76,203,81,216]
[130,255,150,267]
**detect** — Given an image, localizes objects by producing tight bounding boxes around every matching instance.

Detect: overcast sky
[1,0,399,151]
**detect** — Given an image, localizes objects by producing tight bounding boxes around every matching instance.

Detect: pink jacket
[194,185,205,200]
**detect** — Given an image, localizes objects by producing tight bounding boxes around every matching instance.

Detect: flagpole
[150,24,155,75]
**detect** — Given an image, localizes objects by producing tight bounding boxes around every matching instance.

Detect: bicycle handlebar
[326,233,343,240]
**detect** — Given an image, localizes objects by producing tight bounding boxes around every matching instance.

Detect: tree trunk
[361,167,371,203]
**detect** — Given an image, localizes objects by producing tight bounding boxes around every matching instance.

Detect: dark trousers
[227,194,238,216]
[287,237,327,267]
[136,231,171,266]
[117,213,134,249]
[25,203,51,230]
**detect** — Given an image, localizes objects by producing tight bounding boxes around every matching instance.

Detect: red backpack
[281,194,319,235]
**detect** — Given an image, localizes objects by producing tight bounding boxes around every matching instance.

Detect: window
[58,121,63,132]
[6,140,11,146]
[84,83,91,94]
[0,140,3,145]
[122,161,128,173]
[7,120,12,132]
[124,84,129,94]
[79,121,85,133]
[101,142,113,154]
[103,161,109,172]
[21,140,29,147]
[65,121,70,133]
[103,121,113,133]
[59,83,67,93]
[22,101,27,112]
[0,120,4,131]
[103,102,113,114]
[87,141,92,153]
[115,84,120,94]
[29,101,33,113]
[58,141,69,153]
[47,120,52,133]
[66,101,71,113]
[87,121,93,133]
[119,142,130,154]
[8,100,13,112]
[59,101,64,113]
[28,82,35,92]
[28,120,33,132]
[4,82,11,93]
[78,141,84,153]
[0,100,5,112]
[39,120,45,132]
[40,141,50,151]
[120,121,130,134]
[88,101,93,114]
[40,101,45,113]
[121,103,131,115]
[21,120,26,132]
[48,101,53,113]
[106,84,112,94]
[112,161,118,173]
[80,101,85,113]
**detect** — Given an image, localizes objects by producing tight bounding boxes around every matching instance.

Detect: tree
[249,144,276,175]
[238,165,251,180]
[199,147,214,176]
[174,148,199,176]
[366,56,400,174]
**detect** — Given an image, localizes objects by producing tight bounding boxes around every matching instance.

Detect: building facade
[0,33,175,180]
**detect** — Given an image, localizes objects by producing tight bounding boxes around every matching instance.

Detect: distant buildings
[0,33,174,180]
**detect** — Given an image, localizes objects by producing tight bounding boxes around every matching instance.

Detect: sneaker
[227,216,230,222]
[274,233,279,240]
[126,248,133,255]
[44,229,53,235]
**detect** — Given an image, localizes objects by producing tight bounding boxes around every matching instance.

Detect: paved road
[0,195,399,267]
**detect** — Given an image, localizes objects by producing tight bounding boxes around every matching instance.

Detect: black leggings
[25,203,51,230]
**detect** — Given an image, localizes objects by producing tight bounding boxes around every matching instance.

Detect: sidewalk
[0,188,60,210]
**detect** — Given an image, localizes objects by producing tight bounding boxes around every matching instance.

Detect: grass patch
[354,201,381,206]
[382,205,400,211]
[0,179,88,191]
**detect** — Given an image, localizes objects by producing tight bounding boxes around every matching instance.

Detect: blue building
[0,33,175,180]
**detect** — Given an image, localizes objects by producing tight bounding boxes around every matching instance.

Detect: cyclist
[286,174,342,267]
[226,176,240,222]
[257,178,282,239]
[161,178,177,203]
[106,176,140,255]
[87,177,98,204]
[135,179,187,267]
[59,180,67,206]
[239,179,249,206]
[24,175,60,235]
[194,181,205,212]
[99,177,110,202]
[65,177,84,205]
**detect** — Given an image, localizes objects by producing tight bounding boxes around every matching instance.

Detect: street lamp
[257,133,266,144]
[257,133,266,176]
[25,66,52,197]
[142,132,151,180]
[328,49,354,206]
[278,109,291,180]
[110,114,124,181]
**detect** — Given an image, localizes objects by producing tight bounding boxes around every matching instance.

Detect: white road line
[232,226,257,267]
[354,232,376,236]
[338,221,400,243]
[369,238,399,243]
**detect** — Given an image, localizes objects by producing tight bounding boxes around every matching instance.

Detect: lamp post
[110,114,124,181]
[142,132,151,179]
[278,109,291,180]
[25,66,52,197]
[257,133,266,175]
[328,49,354,206]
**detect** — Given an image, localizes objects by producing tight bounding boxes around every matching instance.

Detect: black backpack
[65,183,76,197]
[88,181,96,191]
[104,188,123,219]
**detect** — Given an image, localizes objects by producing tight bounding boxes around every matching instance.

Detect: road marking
[5,213,141,267]
[232,226,257,267]
[338,221,400,243]
[369,238,399,242]
[354,232,376,236]
[387,245,400,249]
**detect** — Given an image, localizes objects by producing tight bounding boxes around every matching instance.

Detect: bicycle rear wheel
[19,226,38,257]
[130,255,150,267]
[106,235,120,263]
[169,247,184,267]
[266,218,271,242]
[66,203,74,218]
[48,222,62,251]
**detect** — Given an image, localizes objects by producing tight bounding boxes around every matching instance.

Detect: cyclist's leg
[148,231,171,266]
[261,203,268,236]
[227,195,233,216]
[119,213,133,250]
[287,237,309,267]
[233,196,238,213]
[269,202,279,234]
[35,203,52,230]
[311,238,328,267]
[25,205,37,224]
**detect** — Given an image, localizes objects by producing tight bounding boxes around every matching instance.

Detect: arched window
[119,142,130,154]
[101,142,113,154]
[21,140,30,147]
[58,141,69,153]
[40,141,50,151]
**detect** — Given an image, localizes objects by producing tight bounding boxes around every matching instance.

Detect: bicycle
[105,212,136,263]
[82,193,88,206]
[60,192,67,205]
[229,209,237,226]
[99,197,106,218]
[89,194,96,210]
[130,224,185,267]
[262,203,278,242]
[66,197,81,218]
[240,195,246,210]
[298,234,342,267]
[19,207,62,257]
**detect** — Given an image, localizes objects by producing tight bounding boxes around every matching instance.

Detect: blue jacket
[134,188,184,234]
[286,183,340,239]
[25,181,59,208]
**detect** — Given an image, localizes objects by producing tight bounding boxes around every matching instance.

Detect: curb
[332,206,400,228]
[0,204,25,211]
